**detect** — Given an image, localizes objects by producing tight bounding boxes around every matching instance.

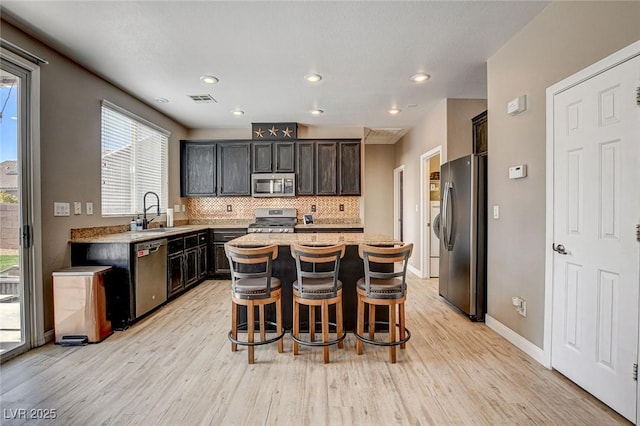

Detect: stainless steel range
[248,208,297,233]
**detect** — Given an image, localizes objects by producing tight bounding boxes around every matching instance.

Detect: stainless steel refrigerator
[437,154,487,321]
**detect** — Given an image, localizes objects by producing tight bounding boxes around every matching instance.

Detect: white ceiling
[1,1,548,138]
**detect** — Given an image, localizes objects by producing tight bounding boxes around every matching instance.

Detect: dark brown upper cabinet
[315,141,338,195]
[180,141,217,197]
[273,142,295,172]
[252,141,295,173]
[472,110,488,155]
[181,138,360,198]
[218,142,251,196]
[296,141,315,195]
[338,141,361,195]
[252,142,273,173]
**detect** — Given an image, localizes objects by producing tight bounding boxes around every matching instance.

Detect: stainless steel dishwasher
[134,239,168,318]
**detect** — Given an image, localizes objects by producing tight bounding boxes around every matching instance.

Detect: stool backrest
[224,244,279,295]
[290,243,345,297]
[358,243,413,297]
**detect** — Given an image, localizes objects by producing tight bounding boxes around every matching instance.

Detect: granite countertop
[228,232,400,247]
[70,225,212,244]
[69,221,365,244]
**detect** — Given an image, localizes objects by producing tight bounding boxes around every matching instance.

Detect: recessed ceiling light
[310,109,324,116]
[388,108,401,115]
[304,73,323,83]
[154,97,169,103]
[231,109,244,116]
[200,75,219,84]
[410,73,430,83]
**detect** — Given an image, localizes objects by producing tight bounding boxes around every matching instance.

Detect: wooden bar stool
[290,243,346,364]
[225,243,284,364]
[355,243,413,363]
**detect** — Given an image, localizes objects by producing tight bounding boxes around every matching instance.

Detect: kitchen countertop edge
[228,233,399,247]
[70,223,368,244]
[69,225,213,244]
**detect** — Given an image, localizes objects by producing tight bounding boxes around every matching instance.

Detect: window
[101,100,169,217]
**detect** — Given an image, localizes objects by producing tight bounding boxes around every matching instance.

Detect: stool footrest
[291,321,347,347]
[353,321,411,347]
[228,321,286,347]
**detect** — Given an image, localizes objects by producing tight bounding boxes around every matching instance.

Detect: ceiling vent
[188,94,217,103]
[364,128,408,144]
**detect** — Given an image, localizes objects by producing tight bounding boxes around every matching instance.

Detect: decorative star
[254,128,265,138]
[282,127,293,138]
[268,126,279,137]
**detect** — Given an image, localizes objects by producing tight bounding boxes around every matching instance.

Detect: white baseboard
[43,329,55,345]
[407,264,423,278]
[485,314,550,368]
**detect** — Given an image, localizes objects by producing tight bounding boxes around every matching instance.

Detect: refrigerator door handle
[442,182,454,250]
[441,182,448,246]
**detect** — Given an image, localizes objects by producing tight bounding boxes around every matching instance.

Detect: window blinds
[101,101,169,217]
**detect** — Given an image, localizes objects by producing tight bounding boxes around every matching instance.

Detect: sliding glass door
[0,59,32,359]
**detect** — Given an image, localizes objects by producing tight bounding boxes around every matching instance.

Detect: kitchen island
[227,233,401,330]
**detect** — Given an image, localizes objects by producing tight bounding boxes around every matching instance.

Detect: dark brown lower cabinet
[185,247,198,287]
[212,229,247,275]
[167,237,185,298]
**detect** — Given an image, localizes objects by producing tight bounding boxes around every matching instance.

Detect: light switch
[174,204,180,212]
[493,205,500,219]
[73,202,82,215]
[181,204,186,212]
[54,202,70,217]
[86,202,93,215]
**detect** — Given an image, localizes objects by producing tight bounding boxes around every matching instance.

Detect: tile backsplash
[187,196,361,224]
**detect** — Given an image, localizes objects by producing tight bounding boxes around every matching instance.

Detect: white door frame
[393,165,404,241]
[0,48,45,358]
[544,41,640,410]
[419,146,442,278]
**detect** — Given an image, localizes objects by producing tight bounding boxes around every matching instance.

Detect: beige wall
[394,98,486,272]
[394,99,447,270]
[2,21,189,332]
[447,99,488,161]
[363,144,395,235]
[486,1,640,348]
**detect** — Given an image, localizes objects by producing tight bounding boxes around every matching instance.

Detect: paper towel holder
[166,208,174,228]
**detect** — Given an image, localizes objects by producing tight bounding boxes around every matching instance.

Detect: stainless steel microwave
[251,173,295,197]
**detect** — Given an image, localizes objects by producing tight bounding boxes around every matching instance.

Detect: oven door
[251,174,295,197]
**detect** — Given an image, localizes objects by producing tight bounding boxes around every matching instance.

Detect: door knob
[552,243,567,255]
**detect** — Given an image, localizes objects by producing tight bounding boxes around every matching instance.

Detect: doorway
[0,47,43,361]
[545,41,640,422]
[420,146,442,279]
[393,165,404,241]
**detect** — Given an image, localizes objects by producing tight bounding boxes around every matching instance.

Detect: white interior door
[551,54,640,422]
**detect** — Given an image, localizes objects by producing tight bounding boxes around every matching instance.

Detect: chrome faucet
[142,191,160,229]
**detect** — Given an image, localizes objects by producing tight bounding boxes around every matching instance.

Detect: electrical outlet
[73,202,82,215]
[226,205,232,212]
[181,204,185,212]
[174,204,180,212]
[339,204,344,211]
[519,300,527,317]
[512,296,527,317]
[311,204,316,212]
[86,202,93,215]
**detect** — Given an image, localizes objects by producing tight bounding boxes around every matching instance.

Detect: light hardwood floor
[0,276,629,425]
